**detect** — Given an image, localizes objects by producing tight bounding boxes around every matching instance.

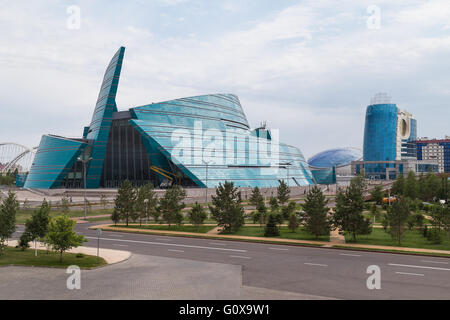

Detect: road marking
[339,253,361,257]
[113,244,128,247]
[421,260,449,265]
[388,263,450,272]
[168,249,184,253]
[269,247,289,251]
[107,234,123,237]
[156,238,172,241]
[395,272,424,277]
[229,255,251,259]
[86,236,247,253]
[304,263,328,267]
[209,242,226,246]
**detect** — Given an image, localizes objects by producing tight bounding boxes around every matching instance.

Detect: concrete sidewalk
[90,224,450,257]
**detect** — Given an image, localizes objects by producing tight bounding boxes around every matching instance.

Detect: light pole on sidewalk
[77,154,92,220]
[202,160,212,204]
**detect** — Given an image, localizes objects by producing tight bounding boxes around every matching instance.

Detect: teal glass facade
[85,47,125,188]
[23,47,314,189]
[24,135,87,188]
[363,104,398,162]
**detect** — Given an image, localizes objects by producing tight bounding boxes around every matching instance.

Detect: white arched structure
[0,143,37,173]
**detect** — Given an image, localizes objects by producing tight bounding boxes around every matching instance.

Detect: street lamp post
[202,160,211,204]
[77,155,92,220]
[279,161,292,188]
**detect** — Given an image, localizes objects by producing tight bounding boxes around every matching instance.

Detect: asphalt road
[11,223,450,299]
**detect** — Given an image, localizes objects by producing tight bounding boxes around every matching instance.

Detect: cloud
[0,0,449,158]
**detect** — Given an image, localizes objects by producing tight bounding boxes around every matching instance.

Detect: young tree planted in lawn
[277,180,290,207]
[142,184,158,223]
[288,213,299,233]
[188,203,207,231]
[281,201,296,220]
[60,196,70,215]
[0,191,18,254]
[113,180,136,226]
[391,174,405,196]
[158,185,186,227]
[18,232,31,251]
[332,175,372,242]
[303,186,331,240]
[24,200,51,256]
[264,213,280,237]
[100,194,108,209]
[269,197,279,213]
[386,199,410,245]
[209,181,244,233]
[45,215,86,262]
[369,185,384,205]
[404,171,418,200]
[249,187,264,208]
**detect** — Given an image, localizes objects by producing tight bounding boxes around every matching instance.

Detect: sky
[0,0,449,159]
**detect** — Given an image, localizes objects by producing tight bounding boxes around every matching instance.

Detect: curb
[89,224,450,259]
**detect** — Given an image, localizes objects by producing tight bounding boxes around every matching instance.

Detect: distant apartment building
[415,137,450,173]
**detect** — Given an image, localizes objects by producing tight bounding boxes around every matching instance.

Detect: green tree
[100,194,108,209]
[424,173,440,202]
[24,200,51,256]
[370,185,384,205]
[249,187,264,208]
[18,232,31,251]
[60,196,70,215]
[45,215,86,262]
[269,197,279,213]
[142,184,158,223]
[438,175,449,202]
[391,174,405,196]
[303,186,330,240]
[188,203,207,231]
[0,191,18,254]
[288,213,299,233]
[264,213,280,237]
[428,204,447,243]
[404,171,418,200]
[111,208,121,226]
[386,199,410,245]
[209,181,244,233]
[113,180,136,226]
[277,180,290,206]
[158,185,186,227]
[332,175,372,242]
[281,201,296,220]
[135,184,156,226]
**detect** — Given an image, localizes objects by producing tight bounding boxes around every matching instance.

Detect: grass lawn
[16,209,113,224]
[116,224,216,233]
[229,226,330,242]
[345,228,450,251]
[0,247,106,269]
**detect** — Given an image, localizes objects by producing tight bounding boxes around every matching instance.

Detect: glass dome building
[308,148,362,184]
[308,148,362,169]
